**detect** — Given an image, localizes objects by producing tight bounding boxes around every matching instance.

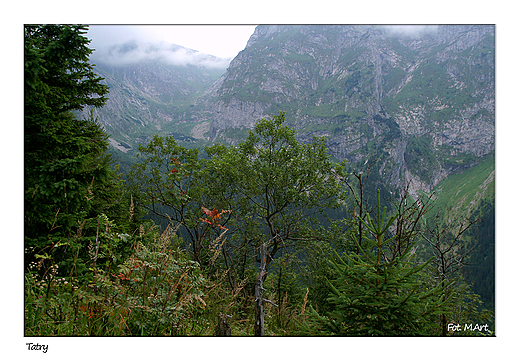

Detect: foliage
[110,226,207,335]
[127,134,235,269]
[24,218,207,336]
[206,111,344,269]
[421,211,494,335]
[303,190,450,336]
[24,25,121,269]
[24,59,493,337]
[464,198,495,311]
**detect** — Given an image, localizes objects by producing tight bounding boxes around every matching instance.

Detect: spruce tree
[305,190,451,336]
[24,25,120,274]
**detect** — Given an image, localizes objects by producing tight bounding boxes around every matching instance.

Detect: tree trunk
[214,313,232,336]
[254,242,268,336]
[441,279,448,336]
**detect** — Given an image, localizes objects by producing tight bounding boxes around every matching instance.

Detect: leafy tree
[208,112,343,270]
[205,111,344,335]
[128,113,344,309]
[126,134,226,266]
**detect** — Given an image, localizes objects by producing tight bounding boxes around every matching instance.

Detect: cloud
[138,25,256,59]
[380,25,439,37]
[86,25,232,68]
[94,40,231,68]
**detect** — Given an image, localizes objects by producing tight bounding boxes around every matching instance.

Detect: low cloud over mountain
[87,26,230,68]
[90,40,231,68]
[380,25,439,37]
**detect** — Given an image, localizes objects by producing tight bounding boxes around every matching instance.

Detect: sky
[85,25,441,67]
[86,25,257,66]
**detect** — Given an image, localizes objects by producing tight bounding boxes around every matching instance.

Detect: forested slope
[24,25,494,337]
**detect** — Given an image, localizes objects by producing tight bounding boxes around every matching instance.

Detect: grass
[24,220,207,336]
[424,152,495,221]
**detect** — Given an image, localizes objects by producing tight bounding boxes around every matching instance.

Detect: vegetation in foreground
[24,25,494,336]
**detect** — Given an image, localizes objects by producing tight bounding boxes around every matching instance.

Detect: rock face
[83,43,227,150]
[207,25,495,196]
[89,26,494,198]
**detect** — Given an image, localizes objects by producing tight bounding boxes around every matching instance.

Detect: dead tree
[214,313,232,336]
[423,213,478,336]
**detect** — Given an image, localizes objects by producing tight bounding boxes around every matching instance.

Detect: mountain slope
[87,25,494,203]
[83,41,228,153]
[208,25,495,197]
[427,152,494,221]
[82,25,495,313]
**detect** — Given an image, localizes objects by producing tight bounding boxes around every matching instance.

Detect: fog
[86,25,255,68]
[85,25,442,67]
[91,39,231,68]
[380,25,439,37]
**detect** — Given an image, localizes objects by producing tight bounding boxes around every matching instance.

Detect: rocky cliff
[88,26,494,199]
[83,42,227,152]
[207,25,495,196]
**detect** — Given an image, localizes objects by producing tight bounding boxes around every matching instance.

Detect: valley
[87,25,495,311]
[25,24,496,336]
[88,25,494,206]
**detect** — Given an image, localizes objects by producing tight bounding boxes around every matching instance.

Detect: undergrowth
[24,214,310,336]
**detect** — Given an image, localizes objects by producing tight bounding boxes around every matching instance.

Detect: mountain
[84,41,228,153]
[82,25,495,311]
[87,25,494,202]
[207,25,495,198]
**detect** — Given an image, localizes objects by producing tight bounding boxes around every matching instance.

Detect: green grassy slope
[425,152,495,221]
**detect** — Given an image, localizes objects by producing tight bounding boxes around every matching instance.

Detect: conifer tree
[305,190,451,336]
[24,25,118,274]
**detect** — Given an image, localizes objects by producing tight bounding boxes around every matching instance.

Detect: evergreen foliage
[24,25,128,277]
[304,191,450,336]
[465,199,495,311]
[24,25,494,335]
